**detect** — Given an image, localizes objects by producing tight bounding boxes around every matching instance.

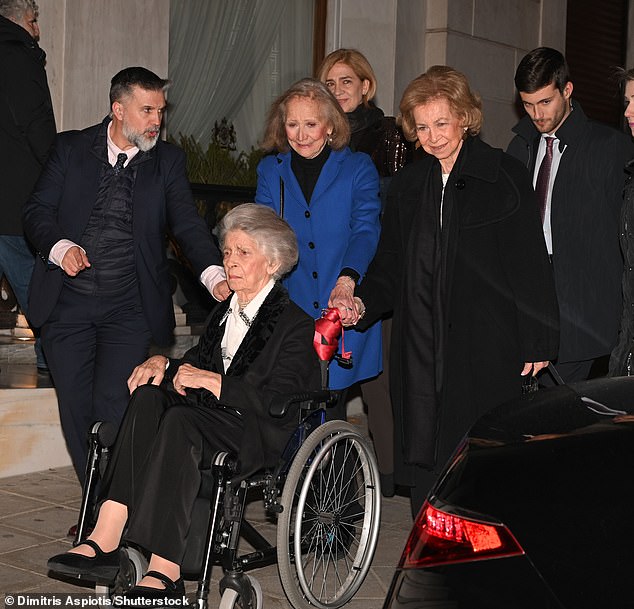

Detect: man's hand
[212,279,232,301]
[127,355,169,393]
[61,246,91,277]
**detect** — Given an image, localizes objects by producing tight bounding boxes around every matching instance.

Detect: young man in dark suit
[507,47,634,382]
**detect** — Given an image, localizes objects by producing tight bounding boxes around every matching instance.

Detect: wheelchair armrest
[88,421,118,448]
[269,390,338,418]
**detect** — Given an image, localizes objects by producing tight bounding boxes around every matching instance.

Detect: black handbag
[522,363,564,394]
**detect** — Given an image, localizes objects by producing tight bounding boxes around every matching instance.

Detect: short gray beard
[122,122,160,152]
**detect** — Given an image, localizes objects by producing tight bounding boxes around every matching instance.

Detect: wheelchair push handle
[314,307,352,389]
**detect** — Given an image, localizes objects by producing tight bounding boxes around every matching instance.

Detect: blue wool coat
[256,147,382,389]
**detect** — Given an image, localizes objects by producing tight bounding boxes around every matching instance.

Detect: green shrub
[173,122,264,187]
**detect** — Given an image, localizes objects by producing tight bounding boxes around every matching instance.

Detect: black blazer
[23,118,220,344]
[0,15,56,235]
[357,136,559,472]
[508,102,634,361]
[166,282,322,477]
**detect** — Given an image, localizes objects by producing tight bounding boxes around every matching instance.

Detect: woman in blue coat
[256,78,381,400]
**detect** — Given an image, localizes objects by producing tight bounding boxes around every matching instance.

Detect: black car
[383,377,634,609]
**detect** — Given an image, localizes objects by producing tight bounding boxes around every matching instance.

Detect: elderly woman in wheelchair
[47,203,323,601]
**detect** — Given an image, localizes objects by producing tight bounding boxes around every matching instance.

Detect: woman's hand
[339,296,366,327]
[328,276,357,325]
[173,363,222,398]
[521,361,549,377]
[127,355,169,393]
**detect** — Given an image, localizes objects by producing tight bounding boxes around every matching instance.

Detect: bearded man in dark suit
[23,67,231,481]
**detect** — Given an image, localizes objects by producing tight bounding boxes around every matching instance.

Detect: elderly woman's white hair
[218,203,298,279]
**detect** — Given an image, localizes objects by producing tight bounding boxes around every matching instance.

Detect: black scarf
[347,103,384,152]
[401,160,443,467]
[400,140,465,467]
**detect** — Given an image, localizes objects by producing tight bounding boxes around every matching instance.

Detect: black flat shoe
[119,570,185,605]
[47,539,121,583]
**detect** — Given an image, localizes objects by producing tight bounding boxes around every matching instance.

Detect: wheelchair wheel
[218,574,263,609]
[277,420,381,609]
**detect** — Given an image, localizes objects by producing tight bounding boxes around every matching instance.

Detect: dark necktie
[535,136,554,223]
[113,152,127,175]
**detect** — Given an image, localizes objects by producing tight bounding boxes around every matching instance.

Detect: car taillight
[400,501,524,568]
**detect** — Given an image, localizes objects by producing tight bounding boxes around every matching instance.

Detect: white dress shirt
[221,279,275,371]
[533,133,567,255]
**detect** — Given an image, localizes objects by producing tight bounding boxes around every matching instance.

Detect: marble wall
[32,1,632,149]
[325,0,400,114]
[37,0,170,132]
[35,0,570,147]
[0,389,70,477]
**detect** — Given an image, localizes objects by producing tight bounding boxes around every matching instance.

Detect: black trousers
[100,385,244,564]
[539,358,595,386]
[361,318,394,476]
[41,286,152,482]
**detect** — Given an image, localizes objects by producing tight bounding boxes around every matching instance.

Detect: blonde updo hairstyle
[399,65,483,142]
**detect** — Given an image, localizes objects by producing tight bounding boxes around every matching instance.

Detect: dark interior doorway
[565,0,629,128]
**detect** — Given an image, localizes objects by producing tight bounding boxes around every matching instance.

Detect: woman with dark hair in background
[352,66,559,515]
[255,78,382,419]
[610,68,634,376]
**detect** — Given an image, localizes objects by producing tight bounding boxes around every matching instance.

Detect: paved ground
[0,432,413,608]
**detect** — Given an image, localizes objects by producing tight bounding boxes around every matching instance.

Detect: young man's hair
[514,47,571,94]
[109,67,170,105]
[615,67,634,87]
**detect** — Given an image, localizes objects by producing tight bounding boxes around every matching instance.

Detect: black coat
[23,118,220,345]
[507,102,634,362]
[610,160,634,376]
[0,15,56,235]
[347,103,412,178]
[166,282,322,476]
[357,136,559,481]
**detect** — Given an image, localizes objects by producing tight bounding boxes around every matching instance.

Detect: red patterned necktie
[535,136,554,223]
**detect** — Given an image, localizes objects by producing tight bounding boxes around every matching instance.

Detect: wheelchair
[72,387,382,609]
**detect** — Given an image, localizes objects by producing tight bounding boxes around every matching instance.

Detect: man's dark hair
[109,67,170,105]
[514,47,571,94]
[0,0,38,21]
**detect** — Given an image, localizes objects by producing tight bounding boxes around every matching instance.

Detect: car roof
[468,376,634,446]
